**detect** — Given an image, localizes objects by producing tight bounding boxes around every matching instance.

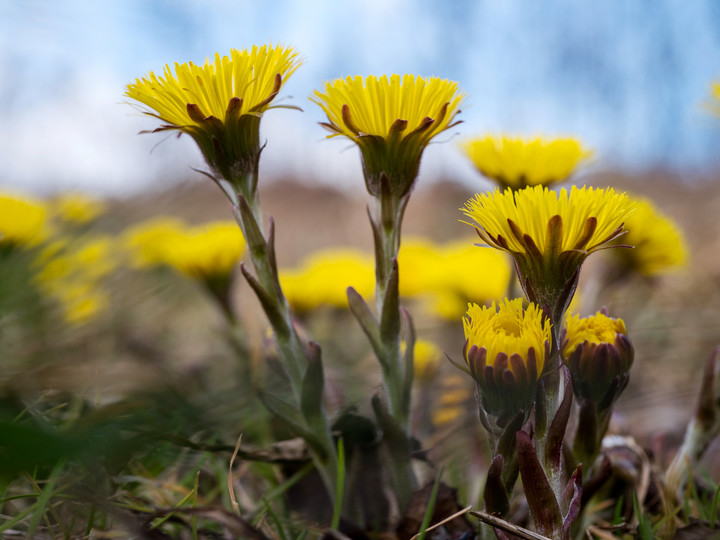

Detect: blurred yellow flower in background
[611,196,687,277]
[312,74,464,196]
[280,249,374,312]
[0,193,49,248]
[53,193,106,225]
[398,239,511,319]
[123,218,245,319]
[35,236,117,325]
[460,136,590,190]
[160,223,245,281]
[432,376,472,427]
[153,222,246,281]
[397,239,445,297]
[122,218,186,268]
[409,339,441,381]
[707,81,720,117]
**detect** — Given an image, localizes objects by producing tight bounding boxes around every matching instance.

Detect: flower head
[707,81,720,118]
[34,236,116,325]
[158,222,246,282]
[460,136,590,190]
[463,185,635,327]
[126,45,301,188]
[312,74,464,196]
[122,218,186,268]
[409,339,441,381]
[562,311,633,410]
[0,194,49,250]
[123,219,244,281]
[398,238,510,319]
[610,196,687,277]
[53,194,106,225]
[280,249,374,312]
[463,298,552,417]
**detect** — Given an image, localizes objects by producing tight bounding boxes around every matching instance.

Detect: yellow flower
[463,185,635,326]
[34,235,117,325]
[460,136,590,190]
[0,193,49,248]
[53,193,105,224]
[398,238,510,319]
[126,45,301,187]
[122,218,186,268]
[432,375,472,427]
[562,311,633,410]
[463,298,551,416]
[707,82,720,117]
[280,249,374,312]
[611,196,687,277]
[397,239,445,297]
[54,284,110,325]
[402,339,441,381]
[312,74,464,196]
[437,241,511,316]
[563,311,627,358]
[160,222,246,281]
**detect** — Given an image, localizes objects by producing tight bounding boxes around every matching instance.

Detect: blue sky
[1,0,719,194]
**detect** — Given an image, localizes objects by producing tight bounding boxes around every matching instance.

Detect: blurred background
[1,3,720,536]
[1,0,720,194]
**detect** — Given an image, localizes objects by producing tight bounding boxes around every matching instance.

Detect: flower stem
[372,192,411,431]
[220,169,339,502]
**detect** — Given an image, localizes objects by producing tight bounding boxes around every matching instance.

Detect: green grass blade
[710,483,720,528]
[192,470,200,540]
[330,437,345,531]
[261,497,288,540]
[25,462,64,538]
[416,465,444,540]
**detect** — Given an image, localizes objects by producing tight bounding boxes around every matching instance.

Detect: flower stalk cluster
[561,311,634,477]
[126,45,339,499]
[314,74,464,432]
[313,74,464,509]
[124,43,717,539]
[458,182,638,538]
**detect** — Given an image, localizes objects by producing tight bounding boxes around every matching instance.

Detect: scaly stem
[218,168,339,503]
[372,193,410,431]
[230,171,306,394]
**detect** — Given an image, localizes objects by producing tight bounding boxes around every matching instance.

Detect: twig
[228,433,243,513]
[469,511,551,540]
[411,505,472,540]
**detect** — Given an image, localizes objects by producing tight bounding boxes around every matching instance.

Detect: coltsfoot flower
[463,298,552,418]
[398,238,510,319]
[610,196,687,278]
[126,45,301,189]
[0,193,49,249]
[410,339,441,381]
[462,185,635,327]
[156,222,246,282]
[54,194,106,225]
[312,74,464,197]
[279,249,374,312]
[562,311,634,410]
[34,236,116,325]
[708,81,720,118]
[460,136,590,190]
[122,218,186,268]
